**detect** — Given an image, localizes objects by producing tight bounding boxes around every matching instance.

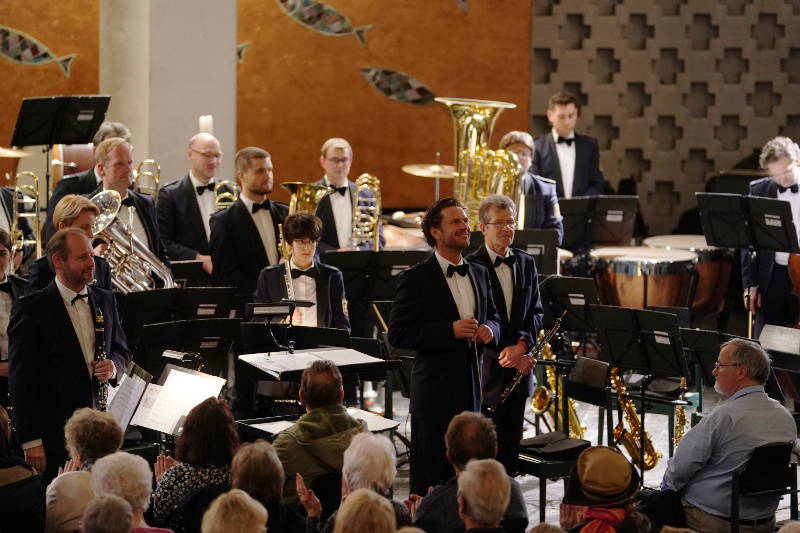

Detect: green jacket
[273,404,366,503]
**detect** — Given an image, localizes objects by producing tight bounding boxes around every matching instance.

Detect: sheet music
[108,371,149,430]
[250,420,294,434]
[130,384,162,429]
[247,408,399,437]
[240,348,380,378]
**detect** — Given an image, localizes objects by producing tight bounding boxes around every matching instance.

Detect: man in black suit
[0,186,35,272]
[211,147,288,294]
[44,121,131,241]
[0,229,31,408]
[743,136,800,337]
[467,194,542,475]
[158,133,227,277]
[85,137,168,264]
[9,228,132,480]
[389,197,501,495]
[531,91,605,198]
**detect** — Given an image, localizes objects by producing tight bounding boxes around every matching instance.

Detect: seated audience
[91,451,172,533]
[411,411,528,533]
[273,360,365,504]
[779,523,800,533]
[201,489,267,533]
[151,398,239,528]
[527,525,566,533]
[0,404,45,531]
[45,408,123,533]
[332,488,396,533]
[661,339,796,532]
[457,459,510,533]
[562,446,649,532]
[82,494,133,533]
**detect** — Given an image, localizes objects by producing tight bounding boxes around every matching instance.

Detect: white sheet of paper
[239,348,380,378]
[109,372,148,430]
[130,384,162,429]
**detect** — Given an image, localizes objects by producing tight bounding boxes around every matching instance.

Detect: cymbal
[402,163,454,179]
[0,146,30,159]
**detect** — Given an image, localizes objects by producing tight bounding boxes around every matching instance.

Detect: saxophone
[530,336,586,439]
[609,367,661,470]
[673,377,688,447]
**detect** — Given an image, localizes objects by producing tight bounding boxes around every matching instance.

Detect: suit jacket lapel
[316,194,338,248]
[268,201,285,260]
[315,264,330,327]
[235,200,268,265]
[474,247,508,323]
[573,135,588,196]
[767,179,778,198]
[426,255,461,320]
[348,180,357,213]
[47,282,87,368]
[546,134,565,197]
[180,174,210,249]
[466,262,483,322]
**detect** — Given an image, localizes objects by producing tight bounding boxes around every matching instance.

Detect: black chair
[310,471,342,522]
[730,441,799,532]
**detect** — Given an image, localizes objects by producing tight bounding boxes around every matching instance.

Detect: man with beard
[389,197,501,495]
[210,147,288,294]
[661,339,795,531]
[8,229,132,480]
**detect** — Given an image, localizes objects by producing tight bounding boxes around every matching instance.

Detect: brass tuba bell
[278,181,333,260]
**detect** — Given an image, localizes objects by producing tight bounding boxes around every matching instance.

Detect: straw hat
[562,446,639,508]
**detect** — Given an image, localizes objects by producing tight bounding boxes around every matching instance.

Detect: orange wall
[237,1,532,207]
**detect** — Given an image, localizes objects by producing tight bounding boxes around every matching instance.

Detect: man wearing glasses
[742,136,800,336]
[661,339,795,531]
[158,132,232,277]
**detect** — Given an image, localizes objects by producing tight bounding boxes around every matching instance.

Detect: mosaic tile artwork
[275,0,372,46]
[0,24,74,77]
[360,67,436,105]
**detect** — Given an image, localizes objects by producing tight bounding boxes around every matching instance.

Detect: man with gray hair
[742,136,800,336]
[457,459,510,533]
[661,338,796,531]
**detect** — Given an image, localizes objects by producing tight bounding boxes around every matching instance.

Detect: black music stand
[591,305,688,481]
[169,260,210,287]
[538,275,600,332]
[560,195,639,251]
[466,229,559,275]
[240,323,351,354]
[10,95,110,205]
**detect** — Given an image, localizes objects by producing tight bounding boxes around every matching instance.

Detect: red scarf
[579,507,630,533]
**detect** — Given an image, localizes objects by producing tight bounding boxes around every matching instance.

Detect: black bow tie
[556,136,574,146]
[121,196,135,207]
[252,200,271,213]
[778,184,799,194]
[71,292,89,305]
[332,186,348,196]
[196,183,215,195]
[494,255,515,268]
[447,263,470,278]
[291,268,317,279]
[0,281,11,295]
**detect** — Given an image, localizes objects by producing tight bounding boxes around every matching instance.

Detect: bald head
[187,133,222,183]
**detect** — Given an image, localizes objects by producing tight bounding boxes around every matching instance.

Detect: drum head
[643,234,732,261]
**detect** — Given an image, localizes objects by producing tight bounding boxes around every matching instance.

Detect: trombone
[132,159,161,197]
[10,171,42,261]
[214,180,240,211]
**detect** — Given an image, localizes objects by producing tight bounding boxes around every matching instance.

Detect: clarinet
[94,305,109,412]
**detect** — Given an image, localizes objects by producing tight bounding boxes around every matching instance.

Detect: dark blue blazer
[28,255,112,291]
[0,274,31,406]
[253,262,350,332]
[742,177,782,291]
[313,178,385,253]
[531,132,605,198]
[467,246,543,404]
[45,168,99,241]
[8,282,131,472]
[520,172,564,244]
[210,198,288,294]
[388,254,501,416]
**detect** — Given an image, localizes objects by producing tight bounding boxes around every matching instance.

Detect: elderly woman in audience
[45,408,123,533]
[457,459,510,533]
[91,451,172,533]
[201,488,267,533]
[331,488,396,533]
[151,397,239,528]
[0,405,46,530]
[82,494,133,533]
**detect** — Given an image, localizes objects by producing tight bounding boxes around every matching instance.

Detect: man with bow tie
[9,228,131,480]
[530,91,605,198]
[743,137,800,336]
[158,133,232,277]
[467,195,542,475]
[210,147,288,294]
[389,197,501,495]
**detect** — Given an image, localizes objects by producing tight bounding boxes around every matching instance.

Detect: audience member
[0,404,45,531]
[396,528,426,533]
[82,494,133,533]
[151,398,239,528]
[778,522,800,533]
[411,411,528,533]
[91,451,172,533]
[457,459,510,532]
[332,488,396,533]
[527,525,566,533]
[273,360,365,504]
[201,488,267,533]
[45,408,123,533]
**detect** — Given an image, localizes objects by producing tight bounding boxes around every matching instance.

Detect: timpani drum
[590,246,697,309]
[643,234,733,316]
[557,248,573,275]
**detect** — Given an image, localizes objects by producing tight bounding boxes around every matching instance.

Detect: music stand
[560,195,638,251]
[10,95,110,204]
[538,275,600,332]
[240,323,351,354]
[169,260,210,287]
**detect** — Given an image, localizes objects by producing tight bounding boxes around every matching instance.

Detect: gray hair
[93,121,131,146]
[721,338,771,384]
[478,194,517,224]
[342,432,396,495]
[82,495,132,533]
[202,489,267,533]
[760,137,800,168]
[91,452,153,512]
[498,131,534,151]
[457,459,510,526]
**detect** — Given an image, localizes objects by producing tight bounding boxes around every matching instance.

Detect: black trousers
[755,264,799,337]
[410,413,455,495]
[487,391,528,476]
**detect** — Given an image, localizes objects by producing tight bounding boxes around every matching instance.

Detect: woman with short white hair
[201,489,267,533]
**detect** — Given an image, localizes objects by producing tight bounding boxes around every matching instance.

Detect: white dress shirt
[290,259,317,327]
[189,171,216,240]
[324,176,353,248]
[553,130,576,198]
[485,245,514,318]
[0,275,11,363]
[240,196,279,265]
[434,251,476,319]
[774,186,800,266]
[55,277,95,377]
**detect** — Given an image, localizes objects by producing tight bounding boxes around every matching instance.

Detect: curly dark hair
[176,398,239,467]
[421,197,465,248]
[283,212,322,244]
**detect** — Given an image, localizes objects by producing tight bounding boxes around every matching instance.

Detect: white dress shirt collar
[552,130,575,142]
[434,250,464,276]
[484,244,511,263]
[189,171,214,188]
[289,258,315,271]
[55,276,88,304]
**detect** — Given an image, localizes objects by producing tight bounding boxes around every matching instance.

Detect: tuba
[91,190,175,293]
[609,367,662,470]
[278,181,333,260]
[351,173,381,251]
[10,171,42,262]
[214,180,240,211]
[435,97,521,229]
[132,159,161,197]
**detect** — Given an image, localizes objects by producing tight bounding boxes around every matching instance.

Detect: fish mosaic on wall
[456,0,468,13]
[360,67,436,105]
[237,42,252,64]
[0,24,75,77]
[275,0,372,46]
